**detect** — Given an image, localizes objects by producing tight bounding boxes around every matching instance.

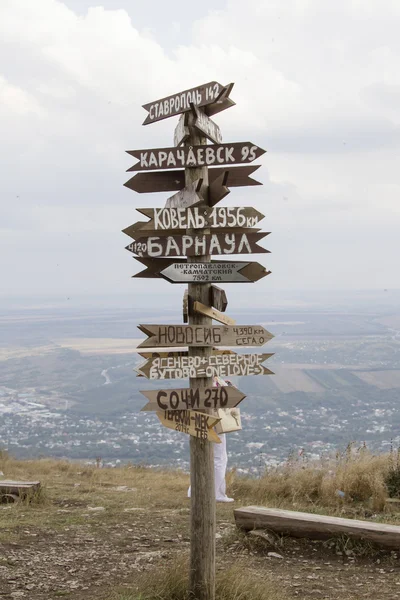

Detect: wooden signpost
[123,80,274,600]
[141,386,246,411]
[156,410,221,443]
[137,324,273,348]
[136,352,274,380]
[124,164,261,194]
[125,232,269,258]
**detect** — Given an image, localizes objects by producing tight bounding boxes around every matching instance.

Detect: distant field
[354,370,400,389]
[374,315,400,329]
[56,338,144,354]
[0,345,57,360]
[271,367,325,393]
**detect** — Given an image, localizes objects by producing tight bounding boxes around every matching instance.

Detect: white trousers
[187,434,228,500]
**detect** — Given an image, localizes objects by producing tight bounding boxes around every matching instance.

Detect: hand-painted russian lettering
[125,232,269,258]
[156,409,222,442]
[131,206,264,233]
[140,386,246,411]
[142,81,230,125]
[137,325,273,349]
[137,352,274,380]
[160,261,271,283]
[127,143,266,171]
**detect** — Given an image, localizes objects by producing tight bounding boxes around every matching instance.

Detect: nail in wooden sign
[125,232,269,258]
[156,410,221,443]
[142,81,233,125]
[136,352,274,380]
[140,386,246,412]
[192,105,222,144]
[160,261,271,284]
[126,206,265,236]
[127,142,266,172]
[137,324,273,349]
[124,165,261,194]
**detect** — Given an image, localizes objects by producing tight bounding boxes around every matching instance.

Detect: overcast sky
[1,0,399,309]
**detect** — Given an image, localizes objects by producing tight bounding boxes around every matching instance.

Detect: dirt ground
[1,461,400,600]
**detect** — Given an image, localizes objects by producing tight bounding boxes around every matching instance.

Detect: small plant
[110,555,289,600]
[385,444,400,498]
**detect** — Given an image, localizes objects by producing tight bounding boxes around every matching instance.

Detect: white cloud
[0,0,399,300]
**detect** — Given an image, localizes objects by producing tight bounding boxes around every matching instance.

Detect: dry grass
[0,451,190,542]
[106,555,289,600]
[229,444,399,516]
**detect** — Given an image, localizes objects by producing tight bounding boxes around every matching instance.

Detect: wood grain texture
[210,285,227,312]
[125,232,269,258]
[193,301,235,325]
[124,165,261,194]
[184,115,216,600]
[140,386,246,411]
[136,352,274,380]
[137,324,273,348]
[234,506,400,550]
[0,480,41,498]
[125,206,265,234]
[160,261,271,283]
[126,142,266,171]
[156,410,221,443]
[142,81,230,125]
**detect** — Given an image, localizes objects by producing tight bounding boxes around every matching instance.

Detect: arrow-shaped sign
[164,179,203,209]
[136,352,274,379]
[137,324,274,349]
[140,386,246,412]
[192,104,222,144]
[209,171,230,206]
[124,165,261,194]
[123,207,265,236]
[159,261,271,284]
[125,232,269,258]
[133,257,186,278]
[138,349,235,360]
[156,410,221,443]
[126,142,266,172]
[142,81,234,126]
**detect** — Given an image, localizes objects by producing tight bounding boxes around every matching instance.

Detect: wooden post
[185,112,216,600]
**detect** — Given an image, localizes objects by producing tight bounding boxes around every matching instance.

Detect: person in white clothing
[187,376,234,503]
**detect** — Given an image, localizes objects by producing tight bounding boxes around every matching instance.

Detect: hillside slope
[1,454,400,599]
